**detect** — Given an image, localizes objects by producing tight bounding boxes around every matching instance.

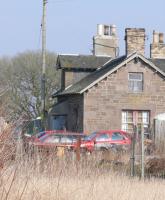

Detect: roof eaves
[138,54,165,77]
[79,52,138,94]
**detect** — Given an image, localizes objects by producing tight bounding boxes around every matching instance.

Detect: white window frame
[128,72,143,92]
[122,110,150,133]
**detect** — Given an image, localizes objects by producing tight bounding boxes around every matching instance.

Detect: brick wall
[83,59,165,133]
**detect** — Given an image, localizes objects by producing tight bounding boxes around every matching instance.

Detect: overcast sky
[0,0,165,57]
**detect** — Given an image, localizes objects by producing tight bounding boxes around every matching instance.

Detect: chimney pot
[110,25,117,36]
[159,33,164,43]
[94,24,119,58]
[153,31,159,44]
[97,24,104,36]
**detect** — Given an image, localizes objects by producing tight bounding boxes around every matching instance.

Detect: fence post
[141,124,145,179]
[76,136,81,162]
[131,125,136,177]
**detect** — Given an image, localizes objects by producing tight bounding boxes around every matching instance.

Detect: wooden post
[76,136,81,162]
[141,124,145,178]
[131,125,136,177]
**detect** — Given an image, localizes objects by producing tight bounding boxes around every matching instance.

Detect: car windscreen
[84,132,98,141]
[39,134,79,144]
[41,135,60,143]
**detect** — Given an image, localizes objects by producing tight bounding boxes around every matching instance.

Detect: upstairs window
[128,72,143,92]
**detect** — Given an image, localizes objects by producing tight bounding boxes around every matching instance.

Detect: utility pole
[41,0,47,126]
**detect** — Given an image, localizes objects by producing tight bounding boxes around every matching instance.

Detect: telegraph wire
[48,0,79,4]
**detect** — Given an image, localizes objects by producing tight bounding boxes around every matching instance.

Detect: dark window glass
[111,132,124,140]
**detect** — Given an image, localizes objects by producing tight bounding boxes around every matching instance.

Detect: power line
[48,0,79,4]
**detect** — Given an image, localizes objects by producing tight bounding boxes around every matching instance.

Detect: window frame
[122,110,150,133]
[128,72,143,93]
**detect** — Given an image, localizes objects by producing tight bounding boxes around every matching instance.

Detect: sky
[0,0,165,57]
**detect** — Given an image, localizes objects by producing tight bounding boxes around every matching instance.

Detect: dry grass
[1,157,165,200]
[0,122,165,200]
[0,145,165,200]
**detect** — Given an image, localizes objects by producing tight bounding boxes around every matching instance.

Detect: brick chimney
[150,31,165,58]
[125,28,146,56]
[93,24,119,58]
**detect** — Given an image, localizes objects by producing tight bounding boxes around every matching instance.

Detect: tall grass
[1,153,165,200]
[0,122,165,200]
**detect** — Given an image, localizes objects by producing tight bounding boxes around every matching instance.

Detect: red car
[29,130,85,151]
[80,130,131,152]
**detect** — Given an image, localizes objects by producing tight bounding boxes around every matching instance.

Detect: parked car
[80,130,131,152]
[29,131,85,152]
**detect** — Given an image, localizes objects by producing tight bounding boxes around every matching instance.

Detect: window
[95,133,110,142]
[122,110,150,133]
[111,132,124,141]
[128,73,143,92]
[44,135,60,143]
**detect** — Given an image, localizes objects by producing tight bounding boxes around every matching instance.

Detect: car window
[44,135,60,143]
[95,133,110,142]
[111,132,125,141]
[60,136,73,143]
[84,132,98,141]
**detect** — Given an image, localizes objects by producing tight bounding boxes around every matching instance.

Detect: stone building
[49,25,165,136]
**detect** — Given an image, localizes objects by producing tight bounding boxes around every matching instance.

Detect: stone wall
[125,28,145,55]
[93,24,119,58]
[83,59,165,133]
[150,31,165,59]
[150,44,165,59]
[64,70,90,88]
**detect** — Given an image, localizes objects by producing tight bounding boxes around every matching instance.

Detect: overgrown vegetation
[0,122,165,200]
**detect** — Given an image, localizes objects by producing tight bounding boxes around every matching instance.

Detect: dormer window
[128,72,143,92]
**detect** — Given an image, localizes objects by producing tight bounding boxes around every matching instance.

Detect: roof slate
[149,59,165,73]
[55,55,127,96]
[54,54,165,97]
[56,54,111,70]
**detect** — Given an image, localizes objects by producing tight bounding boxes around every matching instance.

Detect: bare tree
[0,51,60,121]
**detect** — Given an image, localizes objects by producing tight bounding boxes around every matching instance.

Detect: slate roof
[53,53,165,97]
[149,59,165,73]
[54,55,127,96]
[56,54,111,70]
